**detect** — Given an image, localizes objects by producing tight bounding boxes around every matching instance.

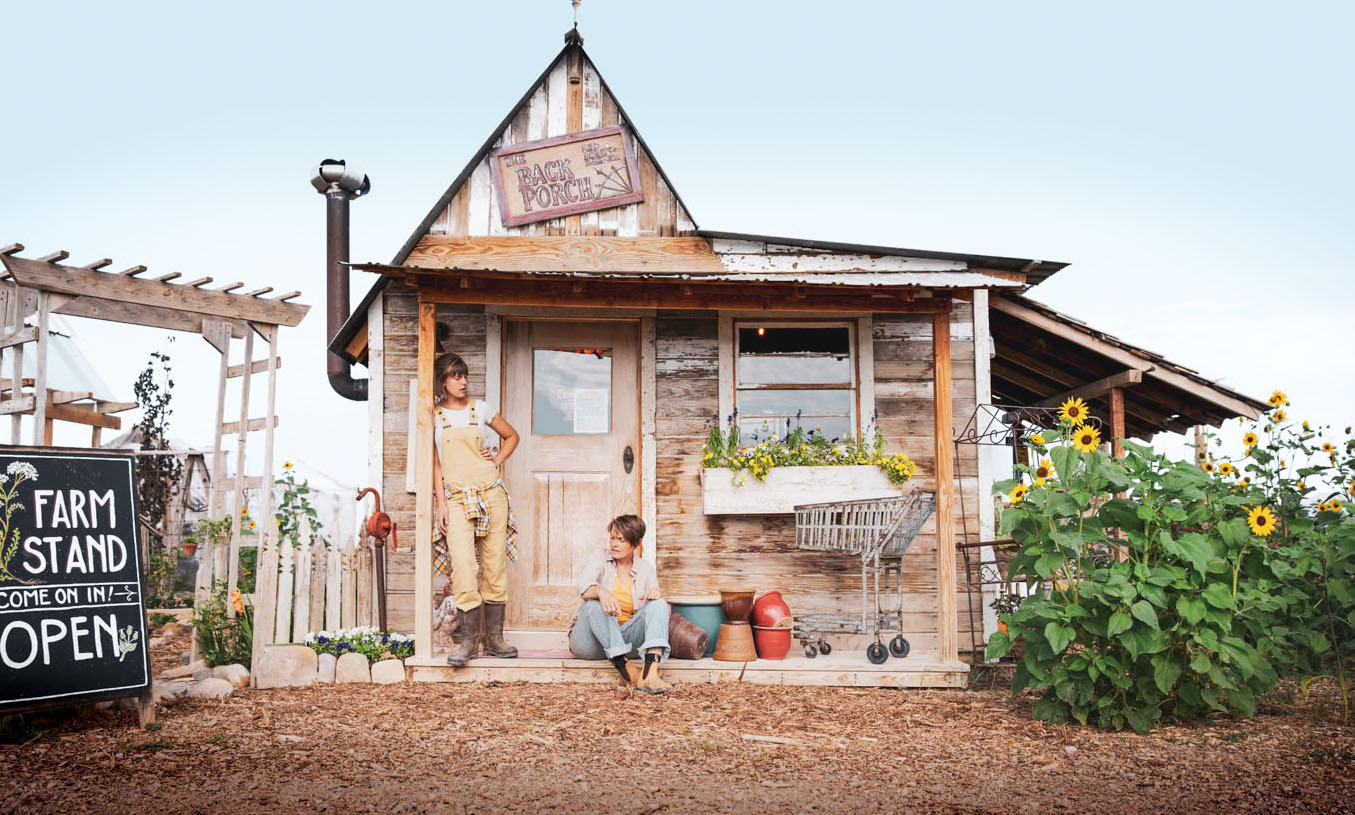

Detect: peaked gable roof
[391,31,699,265]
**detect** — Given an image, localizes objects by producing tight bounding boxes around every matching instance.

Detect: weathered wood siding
[655,302,983,652]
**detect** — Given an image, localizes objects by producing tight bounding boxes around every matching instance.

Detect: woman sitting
[568,514,671,694]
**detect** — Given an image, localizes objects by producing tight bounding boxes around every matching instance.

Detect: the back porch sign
[0,449,149,710]
[490,125,645,227]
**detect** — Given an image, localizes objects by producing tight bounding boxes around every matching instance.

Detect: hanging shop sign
[0,448,149,711]
[490,125,645,227]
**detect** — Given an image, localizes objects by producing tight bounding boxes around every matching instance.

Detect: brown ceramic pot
[712,622,757,661]
[668,612,710,661]
[718,589,756,624]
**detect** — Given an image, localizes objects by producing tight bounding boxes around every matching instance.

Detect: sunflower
[1268,390,1288,407]
[1243,432,1259,447]
[1349,477,1355,495]
[1332,500,1344,512]
[1008,483,1029,504]
[1217,462,1234,476]
[1302,421,1311,432]
[1032,458,1055,487]
[1318,502,1330,513]
[1030,433,1046,445]
[1201,461,1216,474]
[1072,425,1102,453]
[284,461,294,470]
[1297,480,1306,490]
[1322,442,1335,453]
[1240,476,1251,486]
[1273,410,1287,422]
[1247,506,1278,537]
[249,520,257,531]
[1059,397,1090,426]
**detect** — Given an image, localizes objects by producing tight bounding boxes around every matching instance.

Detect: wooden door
[503,320,640,629]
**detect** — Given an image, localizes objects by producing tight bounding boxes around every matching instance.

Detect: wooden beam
[1109,386,1126,458]
[32,402,122,430]
[120,265,148,276]
[275,291,302,301]
[419,278,950,314]
[0,256,307,327]
[186,277,213,287]
[0,395,36,415]
[94,400,137,413]
[405,236,726,274]
[216,282,243,293]
[414,299,436,661]
[933,309,957,665]
[1032,369,1142,408]
[36,251,69,263]
[154,272,182,283]
[991,297,1263,419]
[227,357,281,379]
[221,416,279,435]
[80,258,112,270]
[49,390,93,405]
[0,244,22,256]
[244,287,273,297]
[51,294,248,338]
[0,327,36,349]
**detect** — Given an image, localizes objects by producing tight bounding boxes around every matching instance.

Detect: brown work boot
[636,658,671,695]
[481,603,518,658]
[446,605,482,667]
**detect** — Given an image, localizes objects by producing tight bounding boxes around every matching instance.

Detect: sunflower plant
[989,400,1355,732]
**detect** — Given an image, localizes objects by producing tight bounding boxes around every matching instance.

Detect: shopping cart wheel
[803,643,818,658]
[889,636,910,658]
[818,640,832,656]
[866,642,888,664]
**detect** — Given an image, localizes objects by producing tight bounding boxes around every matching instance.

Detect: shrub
[191,582,253,667]
[304,626,414,663]
[988,394,1354,731]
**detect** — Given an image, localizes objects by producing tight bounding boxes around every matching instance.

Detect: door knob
[623,445,634,474]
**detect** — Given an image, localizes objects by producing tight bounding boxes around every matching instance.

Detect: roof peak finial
[565,0,584,46]
[572,0,581,28]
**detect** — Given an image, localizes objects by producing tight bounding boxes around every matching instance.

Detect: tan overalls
[438,402,513,612]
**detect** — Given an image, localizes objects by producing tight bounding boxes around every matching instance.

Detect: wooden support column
[932,309,957,665]
[414,299,436,660]
[1108,386,1126,459]
[30,292,50,445]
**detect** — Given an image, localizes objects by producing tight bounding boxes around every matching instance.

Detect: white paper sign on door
[573,387,609,434]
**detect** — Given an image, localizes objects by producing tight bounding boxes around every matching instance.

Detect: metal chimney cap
[310,159,371,198]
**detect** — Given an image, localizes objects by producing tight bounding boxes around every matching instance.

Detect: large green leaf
[986,629,1013,660]
[1202,583,1236,609]
[1176,596,1206,625]
[1152,656,1183,694]
[1131,600,1160,630]
[1045,622,1076,655]
[1107,610,1132,637]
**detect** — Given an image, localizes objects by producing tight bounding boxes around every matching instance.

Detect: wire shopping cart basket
[792,490,936,663]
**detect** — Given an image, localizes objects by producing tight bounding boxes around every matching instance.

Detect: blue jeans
[568,599,670,663]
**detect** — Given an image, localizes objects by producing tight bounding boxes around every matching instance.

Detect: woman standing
[432,352,521,667]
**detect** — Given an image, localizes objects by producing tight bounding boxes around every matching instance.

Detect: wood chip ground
[2,629,1352,814]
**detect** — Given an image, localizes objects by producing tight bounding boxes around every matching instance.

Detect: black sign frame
[0,445,151,714]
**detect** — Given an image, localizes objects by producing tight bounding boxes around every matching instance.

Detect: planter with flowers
[700,422,916,515]
[304,626,414,663]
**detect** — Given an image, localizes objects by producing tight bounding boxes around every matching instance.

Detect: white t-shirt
[436,399,500,445]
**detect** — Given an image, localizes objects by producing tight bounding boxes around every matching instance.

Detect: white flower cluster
[5,461,38,482]
[303,626,412,645]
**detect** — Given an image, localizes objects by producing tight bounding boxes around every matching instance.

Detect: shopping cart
[792,491,936,663]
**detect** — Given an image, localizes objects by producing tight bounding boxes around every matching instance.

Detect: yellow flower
[248,520,257,531]
[1058,397,1090,426]
[1242,432,1258,448]
[1268,390,1288,407]
[1273,410,1287,422]
[1332,500,1344,512]
[1030,433,1046,445]
[1322,442,1335,453]
[1072,425,1102,454]
[1240,476,1251,486]
[1349,478,1355,495]
[1297,480,1306,490]
[284,461,294,470]
[1032,458,1055,487]
[1008,483,1029,504]
[1201,461,1216,474]
[1318,502,1329,513]
[1302,421,1311,432]
[1247,506,1277,537]
[1217,462,1234,476]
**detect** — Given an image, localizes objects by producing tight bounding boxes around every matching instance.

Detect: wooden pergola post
[1108,386,1126,459]
[932,309,957,665]
[413,299,436,661]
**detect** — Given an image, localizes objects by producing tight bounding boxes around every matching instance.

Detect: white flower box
[700,466,902,515]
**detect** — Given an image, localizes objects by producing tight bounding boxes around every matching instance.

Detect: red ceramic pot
[752,625,792,660]
[751,590,791,628]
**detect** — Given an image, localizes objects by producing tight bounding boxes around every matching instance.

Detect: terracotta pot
[181,541,198,557]
[712,622,757,661]
[752,625,792,660]
[751,590,791,628]
[718,589,756,624]
[668,612,710,661]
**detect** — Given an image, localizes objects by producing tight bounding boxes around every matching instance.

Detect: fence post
[291,516,313,642]
[273,534,295,643]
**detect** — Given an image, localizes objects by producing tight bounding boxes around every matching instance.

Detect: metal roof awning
[989,293,1268,439]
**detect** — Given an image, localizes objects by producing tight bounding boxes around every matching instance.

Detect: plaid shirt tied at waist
[444,477,519,563]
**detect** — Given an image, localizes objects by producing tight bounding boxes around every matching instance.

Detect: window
[735,323,856,441]
[533,347,612,435]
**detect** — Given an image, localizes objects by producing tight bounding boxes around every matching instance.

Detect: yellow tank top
[612,573,634,625]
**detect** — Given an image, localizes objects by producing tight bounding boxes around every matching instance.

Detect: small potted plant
[181,533,199,558]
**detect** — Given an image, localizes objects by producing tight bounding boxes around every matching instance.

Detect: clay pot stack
[751,591,793,660]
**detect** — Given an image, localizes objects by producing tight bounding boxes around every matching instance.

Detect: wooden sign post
[0,447,152,721]
[490,125,644,226]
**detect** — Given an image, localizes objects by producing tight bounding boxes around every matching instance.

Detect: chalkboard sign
[0,448,150,711]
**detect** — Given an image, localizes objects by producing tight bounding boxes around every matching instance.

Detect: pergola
[0,244,309,674]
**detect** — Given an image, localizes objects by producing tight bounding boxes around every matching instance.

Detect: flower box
[700,466,902,515]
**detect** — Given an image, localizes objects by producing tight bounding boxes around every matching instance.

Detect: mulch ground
[2,627,1353,815]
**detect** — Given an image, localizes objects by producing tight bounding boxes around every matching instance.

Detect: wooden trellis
[0,243,309,679]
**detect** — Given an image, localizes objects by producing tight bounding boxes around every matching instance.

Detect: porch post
[932,308,958,665]
[414,299,436,660]
[1108,386,1126,458]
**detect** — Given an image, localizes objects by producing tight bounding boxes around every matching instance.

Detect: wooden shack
[329,33,1266,687]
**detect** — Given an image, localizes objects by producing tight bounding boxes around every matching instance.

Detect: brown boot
[636,658,671,695]
[481,603,518,658]
[446,605,482,667]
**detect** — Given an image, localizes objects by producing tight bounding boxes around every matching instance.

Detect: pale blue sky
[3,1,1351,486]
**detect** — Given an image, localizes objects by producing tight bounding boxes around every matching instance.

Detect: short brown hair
[608,514,646,547]
[433,353,469,402]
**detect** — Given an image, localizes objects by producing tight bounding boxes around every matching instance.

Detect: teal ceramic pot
[668,596,724,657]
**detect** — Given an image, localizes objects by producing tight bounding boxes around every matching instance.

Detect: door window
[532,348,612,435]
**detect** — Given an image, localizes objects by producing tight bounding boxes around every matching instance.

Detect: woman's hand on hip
[480,446,495,461]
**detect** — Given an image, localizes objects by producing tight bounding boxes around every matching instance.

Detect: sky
[3,1,1352,489]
